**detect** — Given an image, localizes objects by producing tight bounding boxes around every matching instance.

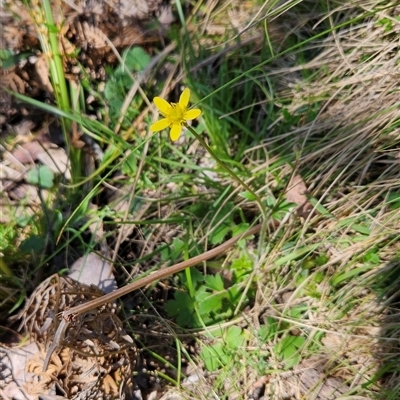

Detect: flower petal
[154,97,172,116]
[178,88,190,110]
[170,123,183,141]
[184,108,202,121]
[150,118,171,132]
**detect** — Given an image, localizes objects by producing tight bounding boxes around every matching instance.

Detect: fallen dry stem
[62,223,263,319]
[44,223,268,370]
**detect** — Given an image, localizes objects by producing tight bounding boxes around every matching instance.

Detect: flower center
[169,103,185,124]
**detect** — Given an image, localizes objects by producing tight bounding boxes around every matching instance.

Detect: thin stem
[185,123,268,258]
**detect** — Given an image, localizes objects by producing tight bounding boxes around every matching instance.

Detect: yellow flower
[150,88,202,141]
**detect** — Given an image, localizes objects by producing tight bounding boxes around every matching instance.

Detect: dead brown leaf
[286,174,314,218]
[2,71,25,94]
[34,54,53,93]
[36,146,71,179]
[10,119,36,137]
[0,164,24,181]
[10,183,40,203]
[69,253,117,294]
[71,130,86,149]
[11,142,50,164]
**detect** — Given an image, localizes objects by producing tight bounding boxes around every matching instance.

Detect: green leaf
[165,291,192,317]
[231,223,250,236]
[196,288,224,315]
[276,335,306,369]
[164,291,198,327]
[350,224,371,235]
[104,79,123,102]
[122,47,151,71]
[121,152,138,176]
[210,224,231,245]
[283,349,300,369]
[308,197,336,218]
[289,306,307,319]
[239,191,256,201]
[259,317,279,341]
[292,336,306,348]
[226,284,240,301]
[313,270,325,284]
[231,253,253,282]
[170,237,185,260]
[8,291,26,314]
[277,335,305,353]
[197,299,222,318]
[0,50,32,69]
[204,274,224,291]
[19,235,46,254]
[363,249,380,264]
[225,326,245,349]
[275,244,320,266]
[26,166,54,188]
[331,265,375,287]
[17,215,33,227]
[258,325,272,342]
[336,217,371,235]
[181,268,204,289]
[208,202,235,245]
[386,191,400,210]
[200,342,229,371]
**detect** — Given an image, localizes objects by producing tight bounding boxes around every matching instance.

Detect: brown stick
[62,223,262,319]
[43,223,263,371]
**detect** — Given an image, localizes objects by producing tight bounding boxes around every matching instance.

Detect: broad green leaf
[258,325,270,342]
[196,289,225,315]
[164,291,197,327]
[386,191,400,210]
[225,326,245,349]
[19,235,46,254]
[210,224,231,244]
[289,306,307,318]
[231,253,253,282]
[204,274,224,291]
[170,237,185,260]
[363,249,380,264]
[350,224,371,235]
[123,47,151,71]
[200,342,229,371]
[258,319,279,342]
[239,191,256,201]
[181,268,204,289]
[26,166,54,188]
[276,335,306,369]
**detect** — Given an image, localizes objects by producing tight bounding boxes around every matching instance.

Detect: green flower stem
[185,123,268,257]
